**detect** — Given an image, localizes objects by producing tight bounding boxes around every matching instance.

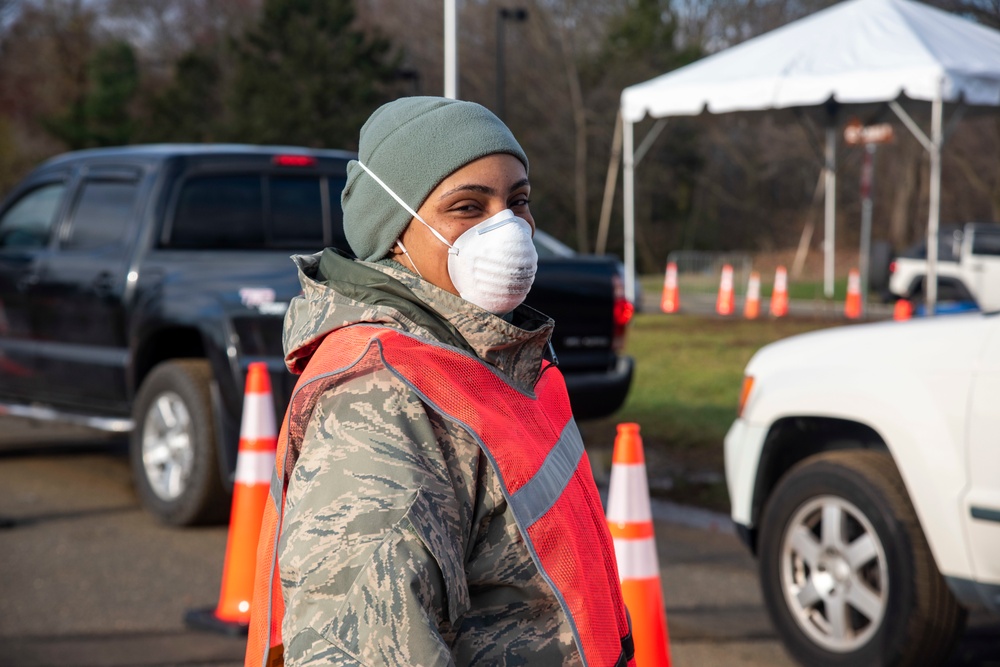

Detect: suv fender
[735,365,973,581]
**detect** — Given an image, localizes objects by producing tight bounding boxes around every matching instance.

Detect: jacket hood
[283,249,555,392]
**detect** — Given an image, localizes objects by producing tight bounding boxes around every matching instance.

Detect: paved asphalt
[0,419,997,667]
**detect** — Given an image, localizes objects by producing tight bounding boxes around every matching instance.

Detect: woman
[247,97,634,667]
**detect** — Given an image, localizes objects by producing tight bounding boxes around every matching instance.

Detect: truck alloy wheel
[140,390,195,502]
[758,450,966,667]
[130,359,229,526]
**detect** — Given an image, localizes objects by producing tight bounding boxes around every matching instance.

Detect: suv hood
[747,313,997,379]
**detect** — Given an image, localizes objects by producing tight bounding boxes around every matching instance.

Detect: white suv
[724,313,1000,666]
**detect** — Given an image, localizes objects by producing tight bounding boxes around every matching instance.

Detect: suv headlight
[737,375,755,418]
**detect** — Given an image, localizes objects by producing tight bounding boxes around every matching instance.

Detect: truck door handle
[92,271,115,296]
[16,273,39,291]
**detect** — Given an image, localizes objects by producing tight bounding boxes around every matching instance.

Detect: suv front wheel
[130,359,230,526]
[758,450,965,667]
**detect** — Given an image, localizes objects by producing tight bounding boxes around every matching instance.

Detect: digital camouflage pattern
[277,251,583,666]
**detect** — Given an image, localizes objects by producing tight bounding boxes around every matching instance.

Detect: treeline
[0,0,998,272]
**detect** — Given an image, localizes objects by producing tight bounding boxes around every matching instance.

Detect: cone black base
[184,607,249,636]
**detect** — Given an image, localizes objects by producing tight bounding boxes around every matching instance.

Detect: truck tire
[757,450,965,667]
[130,359,230,526]
[868,240,893,295]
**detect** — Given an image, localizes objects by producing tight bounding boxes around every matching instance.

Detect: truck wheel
[757,450,965,667]
[130,359,229,526]
[868,240,893,294]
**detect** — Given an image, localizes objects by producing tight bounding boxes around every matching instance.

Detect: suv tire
[758,450,965,667]
[130,359,230,526]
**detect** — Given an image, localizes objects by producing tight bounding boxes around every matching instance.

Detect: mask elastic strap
[395,239,423,278]
[355,160,454,250]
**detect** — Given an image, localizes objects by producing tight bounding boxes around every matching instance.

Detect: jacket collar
[366,260,554,393]
[285,251,554,393]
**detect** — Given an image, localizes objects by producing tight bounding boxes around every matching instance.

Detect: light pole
[496,8,527,122]
[445,0,457,98]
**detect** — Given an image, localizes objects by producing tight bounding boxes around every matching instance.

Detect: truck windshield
[166,172,342,251]
[971,231,1000,256]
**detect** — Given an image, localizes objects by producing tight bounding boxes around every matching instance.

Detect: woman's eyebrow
[509,178,530,192]
[437,179,531,200]
[438,184,494,199]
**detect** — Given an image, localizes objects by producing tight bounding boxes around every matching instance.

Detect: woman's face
[392,153,534,296]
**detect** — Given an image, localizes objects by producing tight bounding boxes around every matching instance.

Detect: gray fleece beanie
[342,96,529,262]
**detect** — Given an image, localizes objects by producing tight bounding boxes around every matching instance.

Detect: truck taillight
[273,155,317,167]
[737,375,755,418]
[612,274,634,353]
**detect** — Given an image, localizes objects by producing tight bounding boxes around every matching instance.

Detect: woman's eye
[449,201,482,213]
[511,197,531,208]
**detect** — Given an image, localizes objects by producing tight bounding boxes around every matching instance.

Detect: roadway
[1,419,997,667]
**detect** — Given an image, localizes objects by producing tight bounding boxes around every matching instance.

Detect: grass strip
[580,312,838,510]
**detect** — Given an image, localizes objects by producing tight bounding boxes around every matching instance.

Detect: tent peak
[621,0,1000,122]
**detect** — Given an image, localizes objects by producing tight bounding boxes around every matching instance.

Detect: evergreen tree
[597,0,700,85]
[85,40,139,145]
[228,0,400,149]
[141,51,223,142]
[43,40,138,148]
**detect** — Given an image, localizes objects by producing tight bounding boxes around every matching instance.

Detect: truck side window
[270,176,324,247]
[0,182,66,249]
[171,175,264,249]
[971,231,1000,257]
[63,180,139,251]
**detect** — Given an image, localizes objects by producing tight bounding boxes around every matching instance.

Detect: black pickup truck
[0,145,633,525]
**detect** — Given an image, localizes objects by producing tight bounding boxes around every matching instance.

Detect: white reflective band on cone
[613,536,661,580]
[235,451,276,486]
[606,463,653,523]
[240,393,277,439]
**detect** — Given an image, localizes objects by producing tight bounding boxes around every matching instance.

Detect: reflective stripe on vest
[246,326,635,667]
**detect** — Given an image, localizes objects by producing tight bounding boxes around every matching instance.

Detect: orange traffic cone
[716,264,735,316]
[607,423,672,667]
[845,268,862,319]
[893,298,913,321]
[661,262,680,314]
[744,271,761,320]
[185,362,277,635]
[770,266,789,317]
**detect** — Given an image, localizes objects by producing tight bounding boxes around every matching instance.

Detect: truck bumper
[724,418,769,529]
[563,355,634,421]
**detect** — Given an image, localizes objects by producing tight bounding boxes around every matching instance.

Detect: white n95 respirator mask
[442,209,538,314]
[356,161,538,315]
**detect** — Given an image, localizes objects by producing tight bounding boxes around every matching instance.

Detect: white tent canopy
[619,0,1000,312]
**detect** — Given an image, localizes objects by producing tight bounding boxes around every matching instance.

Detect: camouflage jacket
[278,250,584,666]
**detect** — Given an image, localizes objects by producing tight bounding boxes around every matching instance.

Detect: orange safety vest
[247,325,635,667]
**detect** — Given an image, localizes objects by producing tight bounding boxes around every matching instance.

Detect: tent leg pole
[824,125,837,299]
[928,91,943,316]
[596,112,623,256]
[859,144,876,318]
[623,119,636,304]
[792,172,824,279]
